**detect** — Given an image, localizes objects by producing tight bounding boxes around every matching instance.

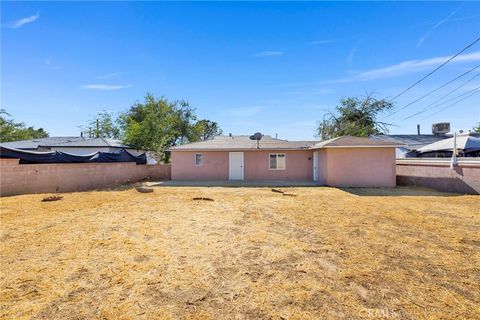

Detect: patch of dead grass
[0,186,479,319]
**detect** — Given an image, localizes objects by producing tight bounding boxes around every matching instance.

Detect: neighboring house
[0,137,84,151]
[47,137,141,156]
[415,132,480,157]
[168,135,401,187]
[370,134,451,158]
[0,137,138,154]
[0,136,154,162]
[370,123,452,158]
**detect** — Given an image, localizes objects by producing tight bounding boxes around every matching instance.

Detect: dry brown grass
[1,186,479,319]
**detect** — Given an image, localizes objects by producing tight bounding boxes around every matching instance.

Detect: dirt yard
[1,186,479,319]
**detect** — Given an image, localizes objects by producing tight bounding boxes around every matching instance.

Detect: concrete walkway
[149,180,318,187]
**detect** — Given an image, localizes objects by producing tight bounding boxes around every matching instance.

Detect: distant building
[1,137,81,151]
[415,132,480,158]
[370,123,452,158]
[370,134,451,157]
[0,136,141,155]
[0,136,158,163]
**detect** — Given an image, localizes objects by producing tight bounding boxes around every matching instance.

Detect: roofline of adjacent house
[0,146,56,154]
[39,145,129,148]
[37,137,130,148]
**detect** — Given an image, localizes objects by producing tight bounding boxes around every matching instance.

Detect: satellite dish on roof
[249,132,263,149]
[249,132,263,140]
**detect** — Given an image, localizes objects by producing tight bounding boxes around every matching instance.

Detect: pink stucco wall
[318,147,396,187]
[396,160,480,194]
[171,150,313,181]
[244,150,313,181]
[171,147,396,186]
[0,159,171,197]
[171,151,229,180]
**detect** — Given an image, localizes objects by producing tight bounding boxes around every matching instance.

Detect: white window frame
[269,153,286,170]
[195,153,204,166]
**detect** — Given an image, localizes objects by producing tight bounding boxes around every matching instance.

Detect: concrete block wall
[396,159,480,194]
[0,159,171,196]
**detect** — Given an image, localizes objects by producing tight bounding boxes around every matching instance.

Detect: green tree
[119,94,205,161]
[171,100,199,144]
[316,96,394,140]
[193,119,223,140]
[82,110,121,139]
[474,123,480,133]
[0,109,49,142]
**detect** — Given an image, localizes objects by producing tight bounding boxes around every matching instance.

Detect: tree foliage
[0,109,49,142]
[316,96,394,140]
[194,119,223,141]
[474,123,480,133]
[82,110,121,139]
[171,100,200,145]
[118,94,221,161]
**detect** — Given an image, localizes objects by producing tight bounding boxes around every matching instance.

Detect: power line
[389,36,480,102]
[424,85,480,111]
[386,64,480,118]
[420,87,480,120]
[321,37,480,136]
[403,73,480,120]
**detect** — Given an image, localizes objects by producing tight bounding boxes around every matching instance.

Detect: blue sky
[1,1,479,140]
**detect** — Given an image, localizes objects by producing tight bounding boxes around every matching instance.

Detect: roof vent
[432,122,450,136]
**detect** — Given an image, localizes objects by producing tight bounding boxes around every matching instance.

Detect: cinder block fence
[396,159,480,195]
[0,159,171,196]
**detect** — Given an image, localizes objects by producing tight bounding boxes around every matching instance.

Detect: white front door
[313,151,318,182]
[229,152,244,180]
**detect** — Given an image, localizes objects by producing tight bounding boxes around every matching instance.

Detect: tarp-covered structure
[0,147,147,164]
[416,133,480,157]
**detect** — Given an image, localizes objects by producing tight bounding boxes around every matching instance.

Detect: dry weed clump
[41,195,63,202]
[0,186,479,319]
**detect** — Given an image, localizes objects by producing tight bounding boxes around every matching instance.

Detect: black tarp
[0,147,147,164]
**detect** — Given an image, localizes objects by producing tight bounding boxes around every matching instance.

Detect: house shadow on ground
[340,186,465,197]
[148,181,466,197]
[149,180,318,188]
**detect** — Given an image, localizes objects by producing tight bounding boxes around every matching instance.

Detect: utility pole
[96,119,99,138]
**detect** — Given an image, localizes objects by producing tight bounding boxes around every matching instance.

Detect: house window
[195,153,203,166]
[269,153,286,170]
